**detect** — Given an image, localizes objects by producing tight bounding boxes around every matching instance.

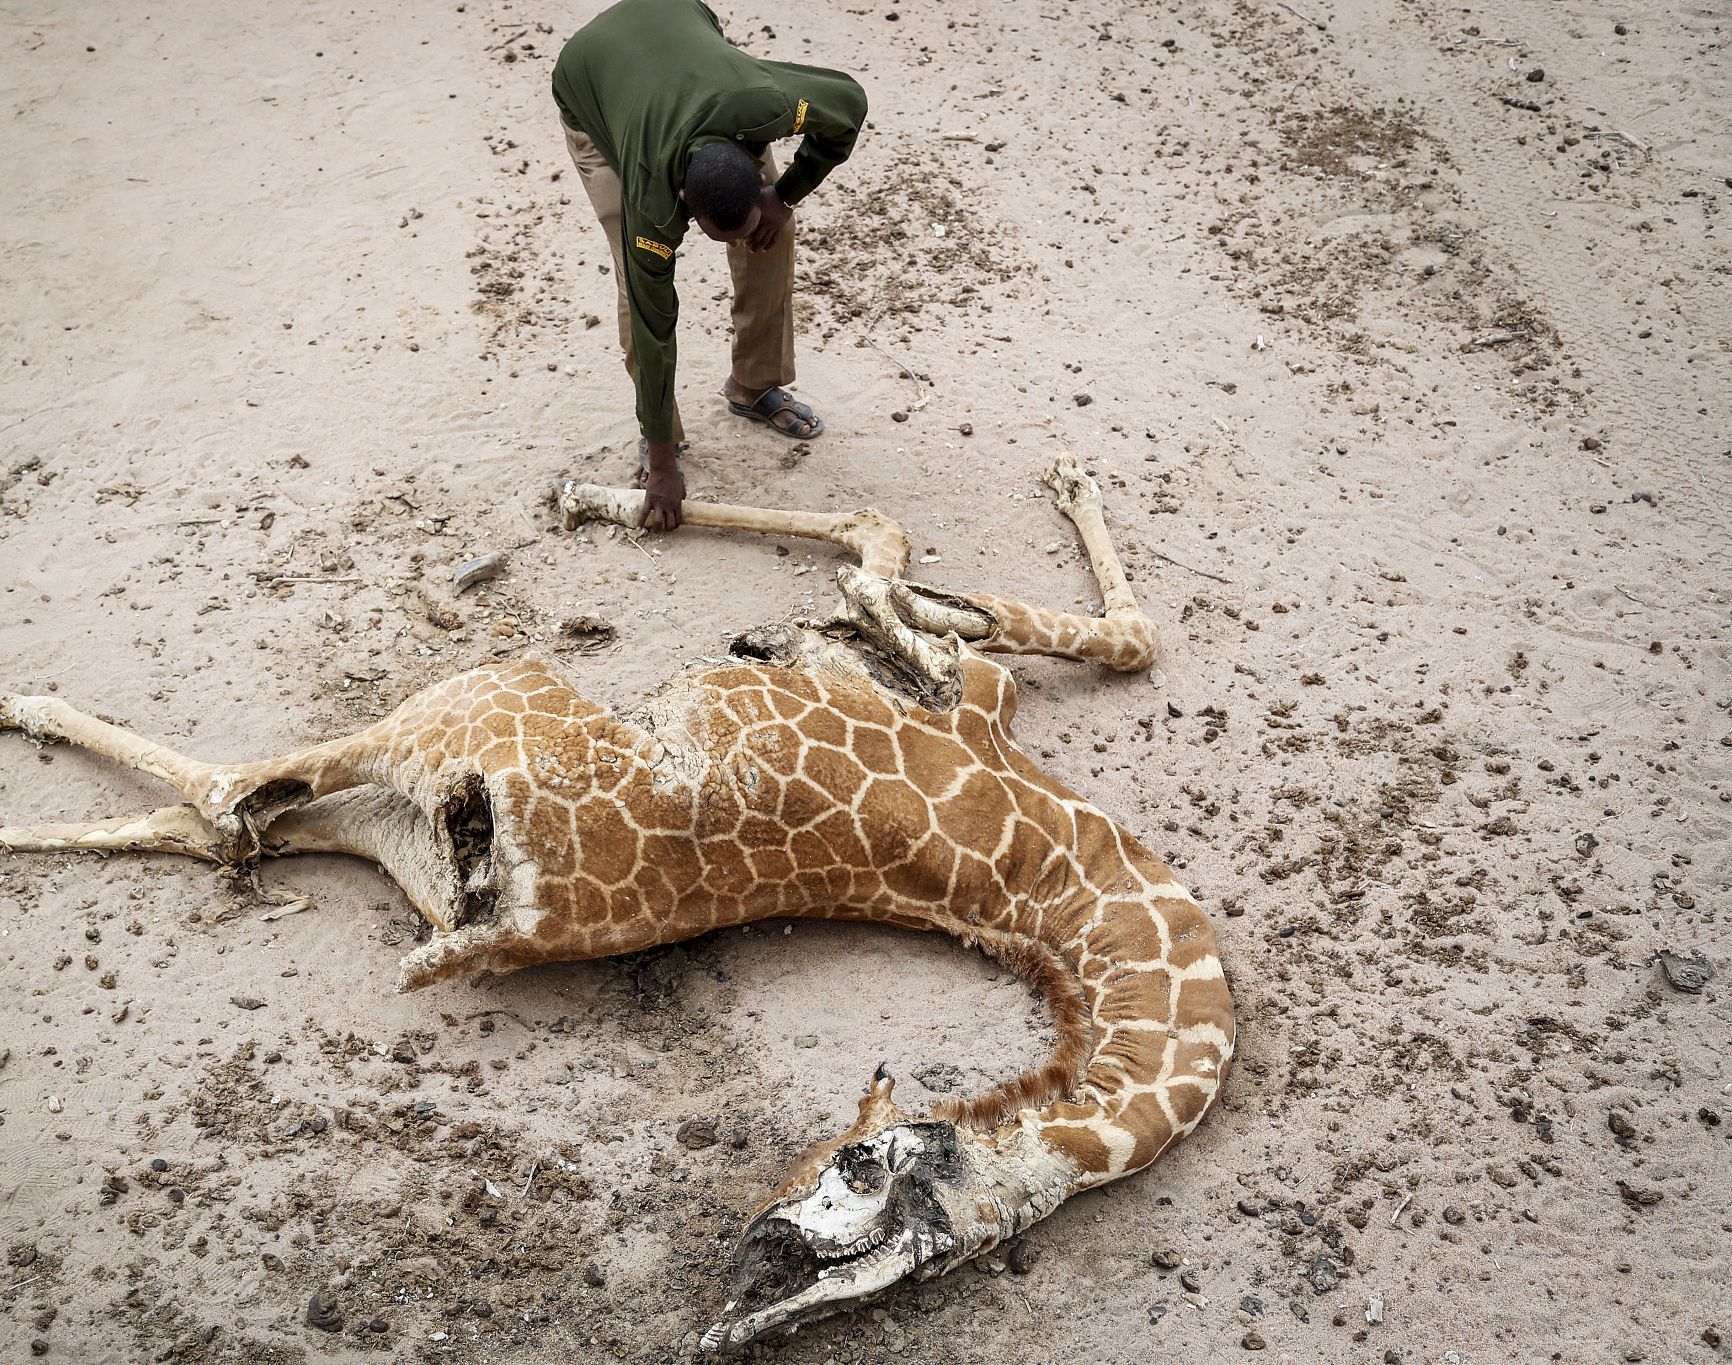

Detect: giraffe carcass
[1,455,1234,1350]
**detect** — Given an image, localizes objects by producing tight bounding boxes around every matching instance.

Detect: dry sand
[2,0,1729,1362]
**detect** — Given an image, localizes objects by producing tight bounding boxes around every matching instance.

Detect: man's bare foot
[721,379,824,439]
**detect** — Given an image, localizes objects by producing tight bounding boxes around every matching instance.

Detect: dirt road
[2,0,1726,1361]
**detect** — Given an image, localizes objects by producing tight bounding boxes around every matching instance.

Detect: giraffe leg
[262,788,468,933]
[556,481,911,577]
[937,454,1159,672]
[2,693,222,798]
[0,804,227,860]
[0,788,470,937]
[556,456,1159,672]
[2,691,373,860]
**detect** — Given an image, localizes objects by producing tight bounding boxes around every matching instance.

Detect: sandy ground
[2,0,1729,1361]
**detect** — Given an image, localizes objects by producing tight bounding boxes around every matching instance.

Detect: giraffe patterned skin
[0,458,1234,1348]
[301,646,1233,1175]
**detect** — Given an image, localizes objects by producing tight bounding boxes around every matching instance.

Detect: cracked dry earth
[1,0,1728,1363]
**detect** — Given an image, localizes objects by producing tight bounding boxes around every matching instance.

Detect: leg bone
[0,805,227,860]
[557,482,910,578]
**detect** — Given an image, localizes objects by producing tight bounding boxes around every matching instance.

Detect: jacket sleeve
[620,212,682,442]
[773,73,868,207]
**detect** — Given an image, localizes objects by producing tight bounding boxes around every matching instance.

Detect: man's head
[683,142,763,242]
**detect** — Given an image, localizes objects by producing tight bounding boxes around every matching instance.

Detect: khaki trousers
[563,123,796,444]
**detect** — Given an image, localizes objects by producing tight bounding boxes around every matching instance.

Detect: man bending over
[553,0,868,529]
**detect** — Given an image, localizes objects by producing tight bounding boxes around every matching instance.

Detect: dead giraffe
[0,455,1234,1351]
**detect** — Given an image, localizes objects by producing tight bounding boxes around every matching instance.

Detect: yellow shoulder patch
[793,98,810,134]
[634,235,673,262]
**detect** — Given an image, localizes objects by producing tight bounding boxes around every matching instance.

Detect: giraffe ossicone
[1,454,1234,1351]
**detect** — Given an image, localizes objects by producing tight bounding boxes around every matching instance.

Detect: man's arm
[620,218,686,529]
[772,72,868,208]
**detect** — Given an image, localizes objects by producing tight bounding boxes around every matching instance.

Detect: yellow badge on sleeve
[634,235,673,261]
[793,98,809,133]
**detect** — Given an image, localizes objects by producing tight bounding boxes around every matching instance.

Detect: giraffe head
[699,1069,976,1352]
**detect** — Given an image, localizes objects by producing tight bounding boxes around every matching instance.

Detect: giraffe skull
[700,1082,973,1351]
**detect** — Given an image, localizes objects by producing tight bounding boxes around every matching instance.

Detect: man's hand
[747,184,792,253]
[637,440,686,531]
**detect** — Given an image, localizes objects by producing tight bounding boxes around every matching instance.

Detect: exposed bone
[557,481,912,579]
[0,804,227,860]
[453,551,508,592]
[832,565,968,710]
[559,454,1160,674]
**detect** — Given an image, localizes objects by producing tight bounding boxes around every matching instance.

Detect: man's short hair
[684,143,760,230]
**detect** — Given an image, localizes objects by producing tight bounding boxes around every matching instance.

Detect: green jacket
[553,0,868,441]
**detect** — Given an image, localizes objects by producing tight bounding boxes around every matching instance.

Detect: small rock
[1526,67,1545,81]
[793,1034,819,1049]
[1616,1180,1662,1210]
[305,1290,344,1333]
[1151,1248,1181,1270]
[958,422,973,436]
[1242,1330,1267,1350]
[1179,1269,1201,1293]
[1241,1295,1264,1317]
[1657,949,1712,994]
[1310,1255,1340,1294]
[1574,832,1598,857]
[891,410,909,423]
[229,996,266,1011]
[913,1061,963,1093]
[583,1261,606,1288]
[1073,392,1093,407]
[1008,1241,1040,1275]
[1148,1303,1169,1325]
[676,1117,719,1150]
[1443,1205,1465,1225]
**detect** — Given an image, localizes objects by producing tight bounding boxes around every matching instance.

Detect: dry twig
[860,335,931,413]
[1145,548,1232,584]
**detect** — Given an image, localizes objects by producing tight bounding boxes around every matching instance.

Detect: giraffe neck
[831,787,1235,1201]
[1013,829,1233,1192]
